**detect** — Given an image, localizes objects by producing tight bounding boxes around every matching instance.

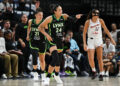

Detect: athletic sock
[100,71,104,75]
[41,70,45,74]
[32,69,37,72]
[47,73,51,78]
[92,68,96,72]
[55,72,59,76]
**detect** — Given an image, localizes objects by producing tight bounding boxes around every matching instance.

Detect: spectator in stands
[110,23,120,42]
[2,20,12,33]
[103,37,115,57]
[17,0,29,11]
[74,25,86,55]
[0,29,18,79]
[67,31,89,76]
[4,31,25,77]
[26,0,40,12]
[103,37,116,76]
[2,5,19,27]
[64,53,75,76]
[67,30,80,53]
[63,34,71,54]
[103,52,114,77]
[15,14,31,74]
[63,34,76,75]
[0,30,6,78]
[0,0,10,12]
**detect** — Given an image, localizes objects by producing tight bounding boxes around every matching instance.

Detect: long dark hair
[49,4,60,14]
[35,7,43,14]
[87,9,99,20]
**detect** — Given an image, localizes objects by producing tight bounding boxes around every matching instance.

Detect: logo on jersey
[90,24,99,28]
[53,23,64,28]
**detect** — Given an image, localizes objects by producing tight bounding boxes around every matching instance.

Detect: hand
[21,41,26,48]
[8,50,15,53]
[83,44,88,52]
[0,52,8,56]
[46,34,53,41]
[76,14,83,19]
[26,36,30,41]
[74,49,79,51]
[111,39,116,46]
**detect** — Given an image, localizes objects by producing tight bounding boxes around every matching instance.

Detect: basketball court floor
[0,77,120,86]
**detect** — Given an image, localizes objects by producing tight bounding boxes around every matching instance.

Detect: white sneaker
[117,73,120,77]
[54,75,63,84]
[2,74,7,79]
[103,71,106,76]
[105,72,109,77]
[33,72,39,81]
[41,73,46,81]
[73,71,77,76]
[44,77,50,85]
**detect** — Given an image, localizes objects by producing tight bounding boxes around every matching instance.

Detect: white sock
[100,71,104,75]
[103,71,105,75]
[106,71,109,74]
[92,68,96,72]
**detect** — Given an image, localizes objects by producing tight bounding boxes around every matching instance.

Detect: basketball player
[26,8,46,81]
[38,4,82,84]
[83,9,116,81]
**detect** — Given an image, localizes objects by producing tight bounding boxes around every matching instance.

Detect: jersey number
[93,27,99,34]
[35,32,39,36]
[56,28,62,33]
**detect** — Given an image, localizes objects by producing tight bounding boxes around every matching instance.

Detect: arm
[70,39,79,51]
[38,16,53,41]
[83,20,89,51]
[26,19,32,41]
[74,41,80,51]
[15,24,26,48]
[62,13,83,21]
[100,19,116,45]
[111,44,116,56]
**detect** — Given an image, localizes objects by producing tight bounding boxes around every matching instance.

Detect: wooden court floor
[0,77,120,86]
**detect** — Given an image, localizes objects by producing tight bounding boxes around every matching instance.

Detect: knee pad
[56,52,63,66]
[50,50,59,67]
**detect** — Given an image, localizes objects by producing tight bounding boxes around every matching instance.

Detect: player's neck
[92,17,98,23]
[54,14,61,20]
[22,21,27,24]
[36,19,42,24]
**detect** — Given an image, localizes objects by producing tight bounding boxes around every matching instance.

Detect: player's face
[4,21,10,29]
[105,38,110,45]
[65,36,70,42]
[111,24,117,31]
[107,53,112,59]
[35,12,43,20]
[5,33,12,40]
[68,32,73,38]
[21,14,28,23]
[54,6,63,17]
[92,10,99,18]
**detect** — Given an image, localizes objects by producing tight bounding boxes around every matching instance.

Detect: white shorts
[87,37,103,49]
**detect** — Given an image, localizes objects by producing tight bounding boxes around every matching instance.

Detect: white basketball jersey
[88,18,102,38]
